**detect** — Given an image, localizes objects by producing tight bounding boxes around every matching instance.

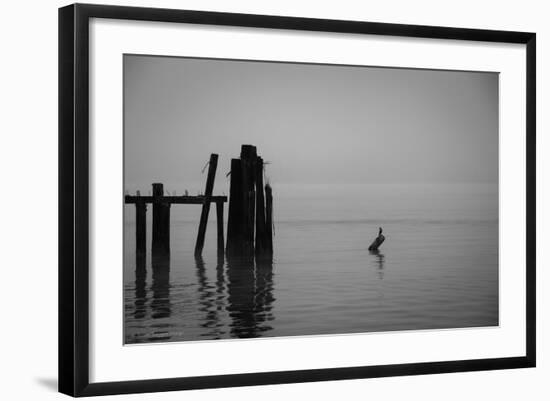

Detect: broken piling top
[152,182,164,197]
[240,144,257,159]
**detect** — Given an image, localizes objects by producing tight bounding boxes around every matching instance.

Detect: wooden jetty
[125,147,273,261]
[124,153,227,256]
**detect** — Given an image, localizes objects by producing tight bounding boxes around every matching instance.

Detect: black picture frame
[59,3,536,397]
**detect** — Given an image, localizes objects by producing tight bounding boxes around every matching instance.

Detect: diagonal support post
[194,154,218,256]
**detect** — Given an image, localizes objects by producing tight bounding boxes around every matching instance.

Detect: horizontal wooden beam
[125,195,227,204]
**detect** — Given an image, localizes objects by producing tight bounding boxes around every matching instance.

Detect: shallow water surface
[124,183,498,343]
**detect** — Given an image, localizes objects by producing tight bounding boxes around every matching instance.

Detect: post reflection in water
[128,251,276,343]
[195,255,226,339]
[149,252,172,342]
[133,253,147,319]
[225,256,275,338]
[369,250,385,280]
[215,255,226,311]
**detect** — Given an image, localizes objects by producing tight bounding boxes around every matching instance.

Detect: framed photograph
[59,3,536,397]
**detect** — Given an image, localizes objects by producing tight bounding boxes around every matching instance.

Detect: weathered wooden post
[216,201,224,258]
[135,197,147,255]
[255,157,268,258]
[265,183,273,257]
[240,145,257,258]
[152,183,163,252]
[161,201,170,253]
[194,154,218,256]
[226,158,243,256]
[152,183,170,254]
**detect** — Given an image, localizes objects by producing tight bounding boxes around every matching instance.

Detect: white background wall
[0,0,546,399]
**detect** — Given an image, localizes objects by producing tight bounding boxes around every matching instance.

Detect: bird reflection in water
[369,250,385,280]
[225,256,275,338]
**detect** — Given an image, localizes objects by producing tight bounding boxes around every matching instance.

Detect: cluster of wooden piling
[226,145,273,260]
[125,145,273,260]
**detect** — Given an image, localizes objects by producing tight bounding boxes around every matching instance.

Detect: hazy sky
[124,55,498,192]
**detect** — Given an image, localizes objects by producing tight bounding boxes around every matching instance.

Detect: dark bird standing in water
[368,227,385,251]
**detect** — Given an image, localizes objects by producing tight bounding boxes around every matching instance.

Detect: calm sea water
[124,183,498,344]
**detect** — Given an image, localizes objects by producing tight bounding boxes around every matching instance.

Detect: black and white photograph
[0,0,543,398]
[123,55,499,344]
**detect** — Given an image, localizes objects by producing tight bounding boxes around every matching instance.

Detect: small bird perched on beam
[368,227,385,251]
